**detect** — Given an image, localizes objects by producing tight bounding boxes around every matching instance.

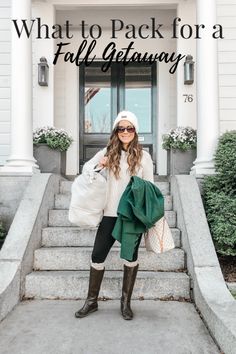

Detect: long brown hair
[106,129,143,179]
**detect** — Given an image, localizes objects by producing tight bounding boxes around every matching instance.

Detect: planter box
[167,148,196,175]
[33,144,66,175]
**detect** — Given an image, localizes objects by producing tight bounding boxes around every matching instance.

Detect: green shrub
[204,190,236,256]
[214,131,236,194]
[0,221,7,249]
[203,130,236,256]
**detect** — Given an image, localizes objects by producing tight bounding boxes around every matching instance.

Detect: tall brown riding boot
[75,266,105,318]
[120,263,139,320]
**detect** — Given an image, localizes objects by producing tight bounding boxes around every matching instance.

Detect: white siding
[1,0,235,168]
[0,0,11,165]
[54,61,66,129]
[217,0,236,133]
[169,72,177,130]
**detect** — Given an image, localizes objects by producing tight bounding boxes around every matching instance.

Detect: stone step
[48,210,177,228]
[34,247,185,271]
[59,180,170,196]
[24,270,190,300]
[55,193,173,211]
[42,227,181,248]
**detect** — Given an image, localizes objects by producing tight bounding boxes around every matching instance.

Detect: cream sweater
[82,147,154,217]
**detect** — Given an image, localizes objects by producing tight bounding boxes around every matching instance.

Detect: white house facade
[0,0,235,176]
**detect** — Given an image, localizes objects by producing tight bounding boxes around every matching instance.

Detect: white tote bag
[68,168,108,227]
[144,217,175,254]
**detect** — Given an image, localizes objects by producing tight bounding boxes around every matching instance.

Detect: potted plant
[162,126,197,175]
[33,126,73,175]
[0,221,7,249]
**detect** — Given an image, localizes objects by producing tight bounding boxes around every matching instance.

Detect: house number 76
[183,94,193,103]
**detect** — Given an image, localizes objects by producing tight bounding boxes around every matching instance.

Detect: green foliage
[203,186,236,256]
[214,131,236,194]
[162,126,197,151]
[33,126,73,152]
[0,221,7,248]
[203,131,236,256]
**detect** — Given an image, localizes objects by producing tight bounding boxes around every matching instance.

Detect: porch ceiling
[48,0,178,10]
[56,7,177,29]
[55,4,178,10]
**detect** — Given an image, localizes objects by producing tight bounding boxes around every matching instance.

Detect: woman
[75,111,154,320]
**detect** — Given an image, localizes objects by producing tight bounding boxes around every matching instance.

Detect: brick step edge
[24,270,190,300]
[55,195,173,211]
[41,227,181,248]
[34,247,185,271]
[59,180,170,195]
[48,210,177,228]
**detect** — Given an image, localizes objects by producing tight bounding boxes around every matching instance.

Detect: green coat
[112,176,164,261]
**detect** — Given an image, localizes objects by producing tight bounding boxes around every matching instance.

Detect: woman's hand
[97,156,108,168]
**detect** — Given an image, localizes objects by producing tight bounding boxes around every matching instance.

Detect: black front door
[79,61,157,172]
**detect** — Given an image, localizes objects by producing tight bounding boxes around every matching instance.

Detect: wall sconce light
[38,57,49,86]
[184,55,194,85]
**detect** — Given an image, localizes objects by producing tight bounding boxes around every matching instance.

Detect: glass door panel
[84,66,111,133]
[125,65,152,133]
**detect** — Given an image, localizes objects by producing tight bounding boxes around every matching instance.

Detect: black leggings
[91,216,142,263]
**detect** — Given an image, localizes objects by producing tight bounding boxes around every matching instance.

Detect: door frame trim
[78,61,157,173]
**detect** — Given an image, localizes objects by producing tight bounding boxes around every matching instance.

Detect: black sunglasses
[116,126,136,133]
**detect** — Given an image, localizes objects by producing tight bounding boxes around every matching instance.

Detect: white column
[176,0,197,128]
[191,0,219,176]
[33,2,55,128]
[0,0,39,175]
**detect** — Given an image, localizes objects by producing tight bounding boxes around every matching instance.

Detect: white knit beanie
[112,111,139,133]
